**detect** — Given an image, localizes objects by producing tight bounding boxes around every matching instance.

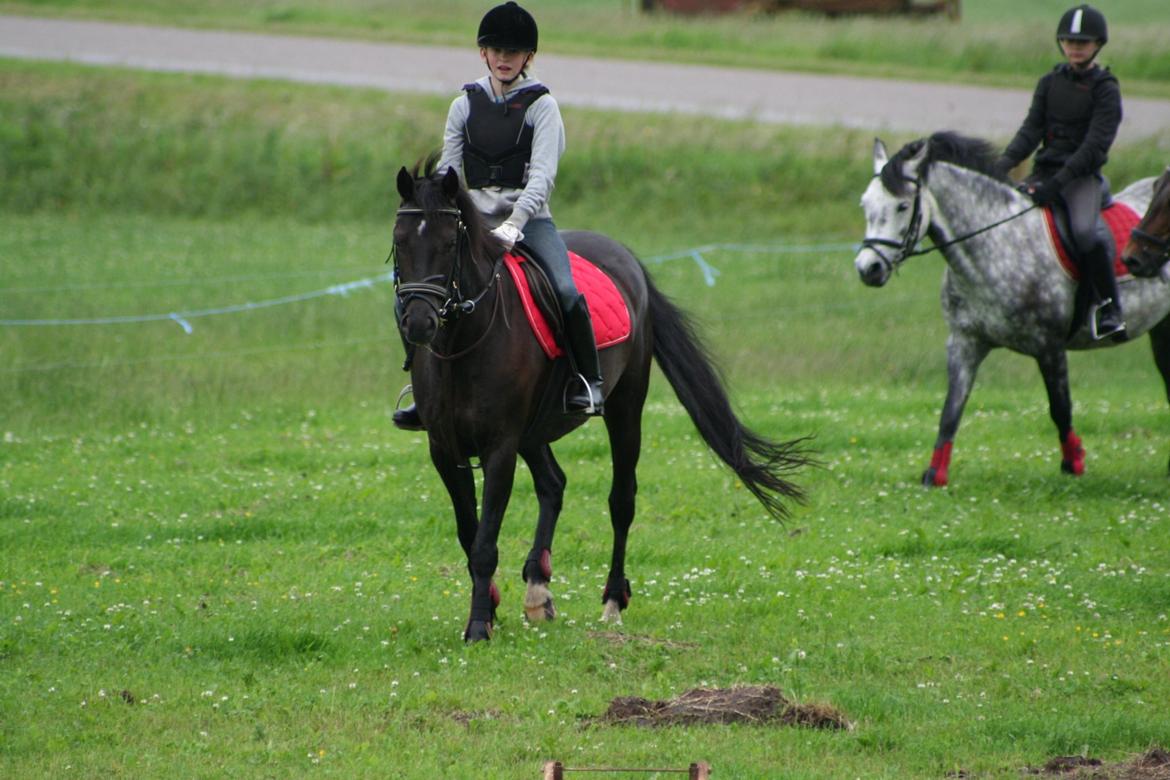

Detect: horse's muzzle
[854,251,891,287]
[400,301,439,346]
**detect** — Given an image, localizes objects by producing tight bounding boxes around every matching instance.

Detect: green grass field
[2,0,1170,95]
[3,60,1170,778]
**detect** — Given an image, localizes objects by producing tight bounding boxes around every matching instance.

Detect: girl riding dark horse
[394,159,811,642]
[394,2,603,431]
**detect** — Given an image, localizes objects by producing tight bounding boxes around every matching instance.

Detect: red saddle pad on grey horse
[1043,201,1140,281]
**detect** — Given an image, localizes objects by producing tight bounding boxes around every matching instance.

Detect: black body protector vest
[1034,65,1115,171]
[461,83,549,189]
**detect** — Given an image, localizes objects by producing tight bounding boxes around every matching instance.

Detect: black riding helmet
[477,2,538,52]
[1056,4,1108,45]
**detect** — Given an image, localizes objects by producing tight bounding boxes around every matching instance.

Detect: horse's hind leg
[924,333,990,487]
[519,443,565,622]
[1035,349,1084,475]
[1148,316,1170,474]
[600,381,646,624]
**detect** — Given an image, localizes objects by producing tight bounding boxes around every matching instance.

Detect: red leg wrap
[539,549,552,580]
[1061,431,1085,476]
[929,441,953,486]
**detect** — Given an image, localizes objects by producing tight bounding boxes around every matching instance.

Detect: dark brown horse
[392,158,811,642]
[1123,166,1170,278]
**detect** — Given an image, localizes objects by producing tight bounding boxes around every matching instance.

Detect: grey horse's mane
[882,132,1010,197]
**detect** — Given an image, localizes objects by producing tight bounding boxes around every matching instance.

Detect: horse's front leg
[1035,350,1084,475]
[923,332,991,487]
[464,446,519,642]
[429,442,501,632]
[519,444,565,623]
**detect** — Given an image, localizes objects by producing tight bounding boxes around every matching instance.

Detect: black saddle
[1048,180,1115,272]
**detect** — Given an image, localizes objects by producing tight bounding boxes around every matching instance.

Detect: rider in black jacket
[997,4,1124,339]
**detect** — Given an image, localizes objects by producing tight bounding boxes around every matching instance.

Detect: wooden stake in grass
[542,761,711,779]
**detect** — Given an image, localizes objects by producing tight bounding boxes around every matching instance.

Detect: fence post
[690,762,711,780]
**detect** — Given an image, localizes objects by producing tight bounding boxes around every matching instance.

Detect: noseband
[394,206,501,322]
[1129,225,1170,263]
[860,175,925,274]
[1129,171,1170,264]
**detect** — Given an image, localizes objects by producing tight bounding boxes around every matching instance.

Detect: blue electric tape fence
[1,241,858,332]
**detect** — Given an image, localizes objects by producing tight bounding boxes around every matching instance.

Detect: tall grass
[3,63,1170,779]
[2,0,1170,94]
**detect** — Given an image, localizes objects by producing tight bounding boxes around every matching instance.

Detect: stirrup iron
[1089,298,1125,341]
[395,383,414,411]
[564,371,600,415]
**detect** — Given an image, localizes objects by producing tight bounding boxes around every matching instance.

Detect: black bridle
[1130,226,1170,259]
[1128,171,1170,264]
[859,175,926,273]
[393,206,502,324]
[860,174,1039,275]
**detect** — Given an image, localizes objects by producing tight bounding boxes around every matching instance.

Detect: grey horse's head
[854,138,932,287]
[853,132,1014,287]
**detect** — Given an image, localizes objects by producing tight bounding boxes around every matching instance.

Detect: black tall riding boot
[1086,244,1126,341]
[392,308,424,431]
[562,295,605,415]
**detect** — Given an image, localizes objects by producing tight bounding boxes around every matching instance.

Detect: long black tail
[645,273,813,519]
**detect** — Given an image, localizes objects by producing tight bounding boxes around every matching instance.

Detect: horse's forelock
[407,155,497,263]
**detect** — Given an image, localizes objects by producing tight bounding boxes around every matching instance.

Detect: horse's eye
[897,202,910,213]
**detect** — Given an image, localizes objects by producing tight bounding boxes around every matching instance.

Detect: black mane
[881,131,1008,196]
[409,152,500,263]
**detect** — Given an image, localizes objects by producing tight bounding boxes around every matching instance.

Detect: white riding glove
[490,221,524,251]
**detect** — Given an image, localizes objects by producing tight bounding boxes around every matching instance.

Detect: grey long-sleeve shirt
[437,75,565,230]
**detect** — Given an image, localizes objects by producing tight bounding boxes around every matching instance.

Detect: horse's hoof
[524,599,556,622]
[600,600,623,624]
[464,620,493,643]
[922,468,947,487]
[524,583,556,622]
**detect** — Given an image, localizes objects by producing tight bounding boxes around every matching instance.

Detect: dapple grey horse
[853,132,1168,485]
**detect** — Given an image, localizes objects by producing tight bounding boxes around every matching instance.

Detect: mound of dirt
[598,685,851,730]
[1027,747,1170,779]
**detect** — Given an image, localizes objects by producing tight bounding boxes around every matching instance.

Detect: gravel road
[2,14,1169,142]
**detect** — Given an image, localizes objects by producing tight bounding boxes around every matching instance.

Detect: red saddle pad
[503,251,632,360]
[1043,201,1140,281]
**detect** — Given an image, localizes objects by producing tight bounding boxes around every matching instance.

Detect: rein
[862,174,1038,272]
[394,205,505,359]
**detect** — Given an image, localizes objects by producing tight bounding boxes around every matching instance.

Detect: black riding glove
[1029,178,1062,207]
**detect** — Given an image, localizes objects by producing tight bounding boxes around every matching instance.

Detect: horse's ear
[396,167,414,202]
[872,138,889,175]
[441,166,460,200]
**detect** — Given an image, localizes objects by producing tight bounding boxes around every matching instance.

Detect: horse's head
[393,158,500,347]
[853,133,1018,287]
[1122,167,1170,278]
[853,138,933,287]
